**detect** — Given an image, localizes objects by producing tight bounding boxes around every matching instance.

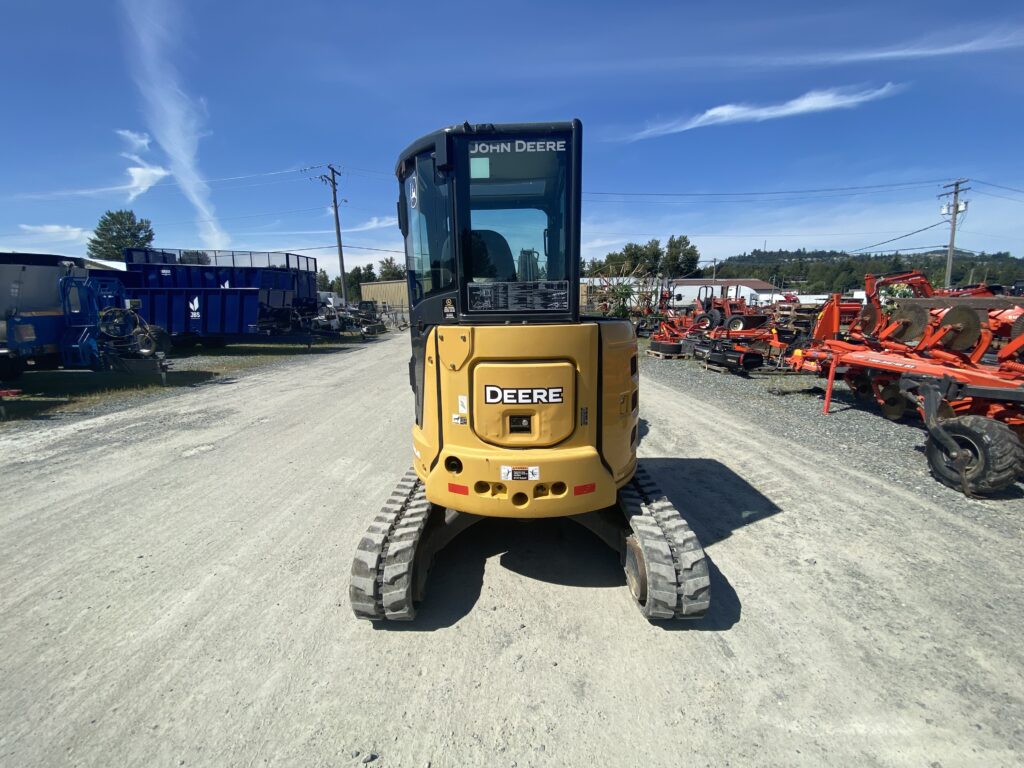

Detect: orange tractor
[790,289,1024,495]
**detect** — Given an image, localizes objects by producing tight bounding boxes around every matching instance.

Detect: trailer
[1,252,168,381]
[99,248,331,344]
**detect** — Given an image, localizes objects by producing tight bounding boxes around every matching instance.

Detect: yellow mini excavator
[350,120,710,622]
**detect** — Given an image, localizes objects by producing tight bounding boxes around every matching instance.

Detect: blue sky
[2,0,1024,276]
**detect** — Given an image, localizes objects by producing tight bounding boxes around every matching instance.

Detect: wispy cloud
[572,29,1024,76]
[120,0,228,249]
[18,224,93,245]
[115,128,152,153]
[626,83,902,141]
[776,29,1024,67]
[116,129,171,200]
[347,215,397,233]
[12,129,170,202]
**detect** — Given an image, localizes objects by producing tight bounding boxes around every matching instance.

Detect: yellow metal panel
[437,327,473,372]
[471,361,575,447]
[409,321,637,519]
[599,320,639,483]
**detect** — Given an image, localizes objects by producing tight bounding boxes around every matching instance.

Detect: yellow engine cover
[411,321,638,519]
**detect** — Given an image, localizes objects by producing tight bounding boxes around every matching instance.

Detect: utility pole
[320,164,348,306]
[940,178,969,289]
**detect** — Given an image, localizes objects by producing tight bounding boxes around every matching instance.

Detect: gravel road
[1,334,1021,767]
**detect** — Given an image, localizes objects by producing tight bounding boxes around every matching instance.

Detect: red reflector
[573,483,596,496]
[448,483,469,495]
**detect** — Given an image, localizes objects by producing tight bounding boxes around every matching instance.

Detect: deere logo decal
[484,385,563,404]
[189,296,201,319]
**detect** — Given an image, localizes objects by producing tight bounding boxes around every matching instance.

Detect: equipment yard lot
[1,334,1021,767]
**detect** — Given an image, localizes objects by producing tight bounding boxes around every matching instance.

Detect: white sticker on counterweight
[500,465,540,481]
[458,395,468,414]
[451,414,467,425]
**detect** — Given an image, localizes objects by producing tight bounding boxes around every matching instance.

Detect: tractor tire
[727,316,746,331]
[650,340,683,355]
[707,309,723,328]
[925,415,1024,496]
[692,313,714,330]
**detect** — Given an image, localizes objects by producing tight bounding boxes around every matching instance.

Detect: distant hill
[706,248,1023,293]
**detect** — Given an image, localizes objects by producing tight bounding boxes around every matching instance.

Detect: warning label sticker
[467,281,569,312]
[501,465,540,481]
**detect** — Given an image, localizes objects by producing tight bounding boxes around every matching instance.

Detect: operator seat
[470,229,517,281]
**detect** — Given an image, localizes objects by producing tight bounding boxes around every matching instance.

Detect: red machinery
[789,293,1024,495]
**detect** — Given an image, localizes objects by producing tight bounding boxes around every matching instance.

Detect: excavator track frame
[350,462,710,623]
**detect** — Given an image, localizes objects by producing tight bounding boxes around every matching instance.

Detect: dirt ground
[1,334,1021,767]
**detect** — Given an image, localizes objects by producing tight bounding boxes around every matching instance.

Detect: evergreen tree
[86,209,155,261]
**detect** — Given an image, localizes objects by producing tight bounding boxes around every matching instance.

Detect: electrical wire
[849,221,947,253]
[974,179,1024,196]
[582,188,942,205]
[274,243,405,254]
[973,189,1024,204]
[585,179,945,197]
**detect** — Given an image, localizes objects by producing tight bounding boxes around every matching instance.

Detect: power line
[586,228,911,239]
[973,189,1024,204]
[974,179,1024,196]
[582,188,941,205]
[585,179,945,197]
[958,228,1024,245]
[849,221,947,253]
[275,243,405,254]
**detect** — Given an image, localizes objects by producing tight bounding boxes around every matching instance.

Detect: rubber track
[349,469,432,621]
[623,466,711,619]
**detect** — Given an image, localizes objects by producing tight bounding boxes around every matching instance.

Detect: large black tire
[726,316,746,331]
[692,312,714,330]
[707,309,723,328]
[134,329,158,357]
[926,415,1024,495]
[650,340,683,355]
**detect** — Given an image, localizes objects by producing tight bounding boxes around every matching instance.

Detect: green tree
[316,268,330,291]
[361,262,378,282]
[378,256,406,281]
[663,235,700,278]
[86,209,155,261]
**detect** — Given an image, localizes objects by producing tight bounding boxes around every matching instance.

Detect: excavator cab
[349,121,710,622]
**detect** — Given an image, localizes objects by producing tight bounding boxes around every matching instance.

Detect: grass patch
[0,335,377,425]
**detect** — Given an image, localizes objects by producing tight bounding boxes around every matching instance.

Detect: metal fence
[124,248,317,273]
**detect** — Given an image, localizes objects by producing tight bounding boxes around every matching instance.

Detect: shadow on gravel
[642,458,782,548]
[377,483,747,632]
[167,338,374,360]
